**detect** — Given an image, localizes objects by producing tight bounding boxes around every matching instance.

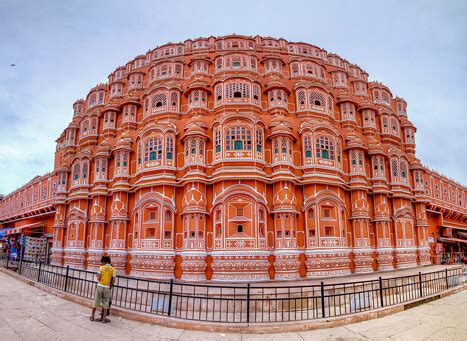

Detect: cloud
[0,0,466,194]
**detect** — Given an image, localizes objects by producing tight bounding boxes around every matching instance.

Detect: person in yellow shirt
[90,256,116,323]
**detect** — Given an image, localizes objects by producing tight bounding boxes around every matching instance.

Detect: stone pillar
[351,191,373,273]
[415,202,431,266]
[87,195,107,270]
[51,203,66,265]
[180,183,208,280]
[272,182,300,280]
[108,192,129,273]
[373,194,395,271]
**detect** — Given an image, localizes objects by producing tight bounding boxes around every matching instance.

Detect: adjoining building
[0,35,465,280]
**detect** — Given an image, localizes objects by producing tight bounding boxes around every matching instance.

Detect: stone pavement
[0,271,466,341]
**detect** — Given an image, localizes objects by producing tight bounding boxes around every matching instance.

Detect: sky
[0,0,466,194]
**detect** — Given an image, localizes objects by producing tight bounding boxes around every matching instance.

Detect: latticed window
[291,63,300,76]
[166,136,174,160]
[265,59,281,73]
[256,129,263,152]
[170,91,178,105]
[333,72,347,87]
[268,89,287,108]
[382,116,389,133]
[225,126,252,151]
[391,159,398,180]
[73,163,80,181]
[225,83,249,98]
[252,84,260,104]
[88,93,96,106]
[82,160,88,180]
[309,91,326,111]
[304,135,313,158]
[400,160,408,182]
[152,93,167,109]
[97,91,104,105]
[316,136,334,159]
[215,85,223,102]
[215,129,222,153]
[373,89,381,103]
[373,156,385,178]
[391,117,400,135]
[382,91,390,105]
[129,74,143,89]
[145,137,163,161]
[297,90,306,107]
[337,141,342,163]
[341,102,355,120]
[110,83,122,98]
[354,82,367,96]
[363,110,375,127]
[327,95,334,116]
[81,119,89,136]
[189,90,207,108]
[123,104,136,122]
[137,141,142,166]
[104,111,116,128]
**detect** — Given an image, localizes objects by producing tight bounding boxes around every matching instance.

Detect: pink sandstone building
[0,35,465,281]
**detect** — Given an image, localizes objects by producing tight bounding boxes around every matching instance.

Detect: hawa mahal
[0,35,465,281]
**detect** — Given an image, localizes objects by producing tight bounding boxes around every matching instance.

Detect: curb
[1,267,465,334]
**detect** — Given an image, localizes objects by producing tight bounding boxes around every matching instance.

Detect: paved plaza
[0,271,466,340]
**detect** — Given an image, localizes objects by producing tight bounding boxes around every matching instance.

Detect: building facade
[1,35,466,281]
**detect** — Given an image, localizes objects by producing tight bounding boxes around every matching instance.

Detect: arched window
[144,137,163,161]
[73,163,80,181]
[225,126,252,151]
[316,136,334,160]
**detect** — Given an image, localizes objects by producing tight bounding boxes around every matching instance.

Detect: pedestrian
[90,255,116,323]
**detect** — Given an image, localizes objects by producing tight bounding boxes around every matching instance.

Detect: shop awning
[5,222,45,236]
[438,237,467,244]
[0,228,12,237]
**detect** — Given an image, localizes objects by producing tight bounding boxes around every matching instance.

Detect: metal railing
[1,256,464,324]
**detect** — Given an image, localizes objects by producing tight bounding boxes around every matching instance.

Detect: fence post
[247,283,251,323]
[320,281,325,318]
[418,272,423,298]
[379,276,384,307]
[445,268,449,289]
[64,265,70,292]
[167,278,174,317]
[37,261,42,282]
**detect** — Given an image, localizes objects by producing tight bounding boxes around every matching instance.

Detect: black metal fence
[1,256,464,324]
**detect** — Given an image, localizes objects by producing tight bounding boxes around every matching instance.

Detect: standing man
[90,256,116,323]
